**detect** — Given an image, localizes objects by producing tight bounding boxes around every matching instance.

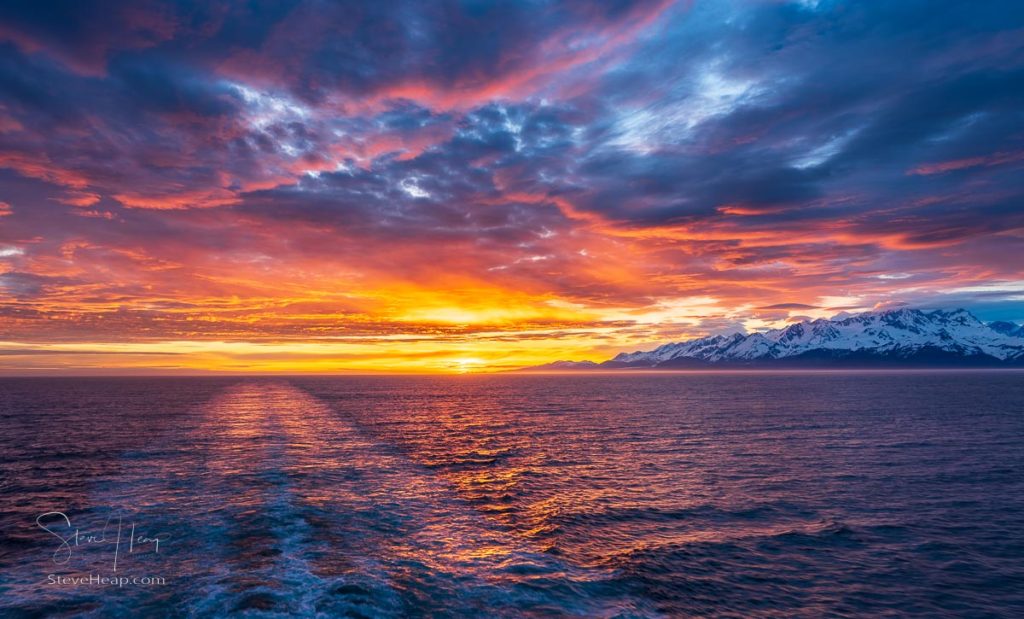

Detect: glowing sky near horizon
[0,0,1023,373]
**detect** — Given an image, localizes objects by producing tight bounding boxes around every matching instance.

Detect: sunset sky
[1,0,1023,373]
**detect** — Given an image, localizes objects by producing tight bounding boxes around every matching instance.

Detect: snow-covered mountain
[527,308,1024,370]
[989,320,1024,339]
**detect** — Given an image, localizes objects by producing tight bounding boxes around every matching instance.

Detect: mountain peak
[530,307,1024,370]
[989,320,1024,338]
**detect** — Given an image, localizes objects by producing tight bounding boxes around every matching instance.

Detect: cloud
[757,303,819,311]
[0,0,1022,370]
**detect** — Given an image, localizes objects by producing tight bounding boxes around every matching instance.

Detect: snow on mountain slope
[989,320,1024,338]
[610,308,1024,366]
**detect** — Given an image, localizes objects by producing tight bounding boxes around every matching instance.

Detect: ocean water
[1,373,1023,618]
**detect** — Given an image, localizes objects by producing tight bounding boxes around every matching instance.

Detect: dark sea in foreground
[1,373,1023,618]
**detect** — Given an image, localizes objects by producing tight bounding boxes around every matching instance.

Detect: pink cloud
[909,151,1024,175]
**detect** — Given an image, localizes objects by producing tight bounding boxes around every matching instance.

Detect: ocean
[1,373,1023,617]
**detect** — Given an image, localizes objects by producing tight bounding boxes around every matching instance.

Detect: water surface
[1,373,1023,617]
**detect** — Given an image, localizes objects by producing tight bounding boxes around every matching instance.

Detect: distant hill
[522,308,1024,370]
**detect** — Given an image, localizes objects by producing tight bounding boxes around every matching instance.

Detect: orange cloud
[909,151,1024,175]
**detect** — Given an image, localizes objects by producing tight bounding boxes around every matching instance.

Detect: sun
[451,357,486,374]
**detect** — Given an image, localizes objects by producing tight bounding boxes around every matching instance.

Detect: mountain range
[529,308,1024,370]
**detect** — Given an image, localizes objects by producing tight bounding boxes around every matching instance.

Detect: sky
[0,0,1023,373]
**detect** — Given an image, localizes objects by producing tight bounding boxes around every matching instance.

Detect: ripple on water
[0,373,1023,617]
